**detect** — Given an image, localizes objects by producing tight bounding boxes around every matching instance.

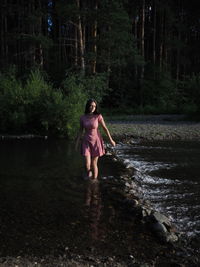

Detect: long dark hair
[84,99,99,114]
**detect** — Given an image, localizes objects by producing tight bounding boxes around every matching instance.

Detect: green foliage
[181,103,198,115]
[23,70,68,135]
[83,73,109,103]
[0,68,111,137]
[0,68,26,131]
[142,69,178,113]
[1,0,200,120]
[98,0,135,68]
[62,74,88,138]
[61,72,108,138]
[185,74,200,110]
[177,74,200,115]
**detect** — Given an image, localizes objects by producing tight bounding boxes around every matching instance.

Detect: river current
[114,140,200,256]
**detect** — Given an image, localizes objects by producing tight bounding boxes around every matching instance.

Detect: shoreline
[108,119,200,142]
[0,118,199,266]
[1,115,200,142]
[105,114,200,142]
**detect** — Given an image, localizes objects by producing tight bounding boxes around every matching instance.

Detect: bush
[0,69,26,132]
[0,68,109,137]
[0,69,70,135]
[23,70,67,135]
[181,103,198,115]
[62,75,88,138]
[61,72,109,138]
[175,74,200,117]
[83,73,109,103]
[184,74,200,114]
[142,70,178,113]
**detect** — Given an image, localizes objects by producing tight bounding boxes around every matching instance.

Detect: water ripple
[116,141,200,251]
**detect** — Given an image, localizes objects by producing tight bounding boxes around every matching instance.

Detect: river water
[0,139,155,261]
[115,140,200,256]
[0,139,199,262]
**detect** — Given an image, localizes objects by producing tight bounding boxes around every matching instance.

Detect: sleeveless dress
[80,114,105,157]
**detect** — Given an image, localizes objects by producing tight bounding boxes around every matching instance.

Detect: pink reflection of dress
[80,114,105,157]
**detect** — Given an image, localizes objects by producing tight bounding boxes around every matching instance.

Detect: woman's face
[89,101,96,114]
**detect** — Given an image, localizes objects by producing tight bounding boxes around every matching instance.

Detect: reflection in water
[85,180,103,241]
[0,140,126,257]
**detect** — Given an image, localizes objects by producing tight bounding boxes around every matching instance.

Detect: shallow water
[1,139,199,262]
[0,139,154,259]
[115,140,200,255]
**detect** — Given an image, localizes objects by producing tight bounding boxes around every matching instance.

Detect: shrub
[83,73,109,103]
[62,75,88,138]
[24,70,70,136]
[0,68,108,137]
[0,69,26,132]
[184,74,200,114]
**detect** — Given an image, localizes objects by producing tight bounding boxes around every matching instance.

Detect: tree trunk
[0,0,5,64]
[159,11,164,71]
[163,8,168,72]
[176,30,181,81]
[74,26,78,67]
[76,0,85,74]
[140,0,145,107]
[152,0,156,65]
[134,14,139,79]
[28,0,35,66]
[91,0,98,74]
[36,1,44,68]
[176,4,184,81]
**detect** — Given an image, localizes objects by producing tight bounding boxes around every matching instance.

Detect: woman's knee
[91,157,98,167]
[85,156,91,169]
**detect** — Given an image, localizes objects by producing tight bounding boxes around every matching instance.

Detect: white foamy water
[114,141,200,249]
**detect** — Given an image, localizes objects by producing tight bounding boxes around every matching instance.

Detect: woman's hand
[99,118,116,147]
[110,139,116,147]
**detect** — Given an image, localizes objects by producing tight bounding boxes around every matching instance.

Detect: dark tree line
[0,0,200,113]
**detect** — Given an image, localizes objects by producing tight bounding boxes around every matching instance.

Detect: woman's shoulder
[81,113,103,119]
[97,113,103,121]
[93,113,103,119]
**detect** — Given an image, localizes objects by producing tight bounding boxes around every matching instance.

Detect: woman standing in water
[75,99,116,180]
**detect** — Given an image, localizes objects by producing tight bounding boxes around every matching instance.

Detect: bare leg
[85,155,92,178]
[91,156,99,179]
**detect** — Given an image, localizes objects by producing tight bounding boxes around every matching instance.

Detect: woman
[75,99,116,180]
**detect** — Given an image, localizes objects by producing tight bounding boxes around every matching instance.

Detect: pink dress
[80,114,105,157]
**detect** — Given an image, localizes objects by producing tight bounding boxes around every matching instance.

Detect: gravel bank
[107,115,200,141]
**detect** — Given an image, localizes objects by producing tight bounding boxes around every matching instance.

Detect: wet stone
[151,212,171,227]
[166,232,179,243]
[151,222,168,235]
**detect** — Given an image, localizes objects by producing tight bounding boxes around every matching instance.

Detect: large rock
[151,211,171,228]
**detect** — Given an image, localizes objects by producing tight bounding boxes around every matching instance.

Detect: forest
[0,0,200,137]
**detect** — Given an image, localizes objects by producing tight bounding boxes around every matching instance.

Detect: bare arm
[100,117,116,147]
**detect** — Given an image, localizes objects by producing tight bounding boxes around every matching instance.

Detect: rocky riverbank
[107,114,200,141]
